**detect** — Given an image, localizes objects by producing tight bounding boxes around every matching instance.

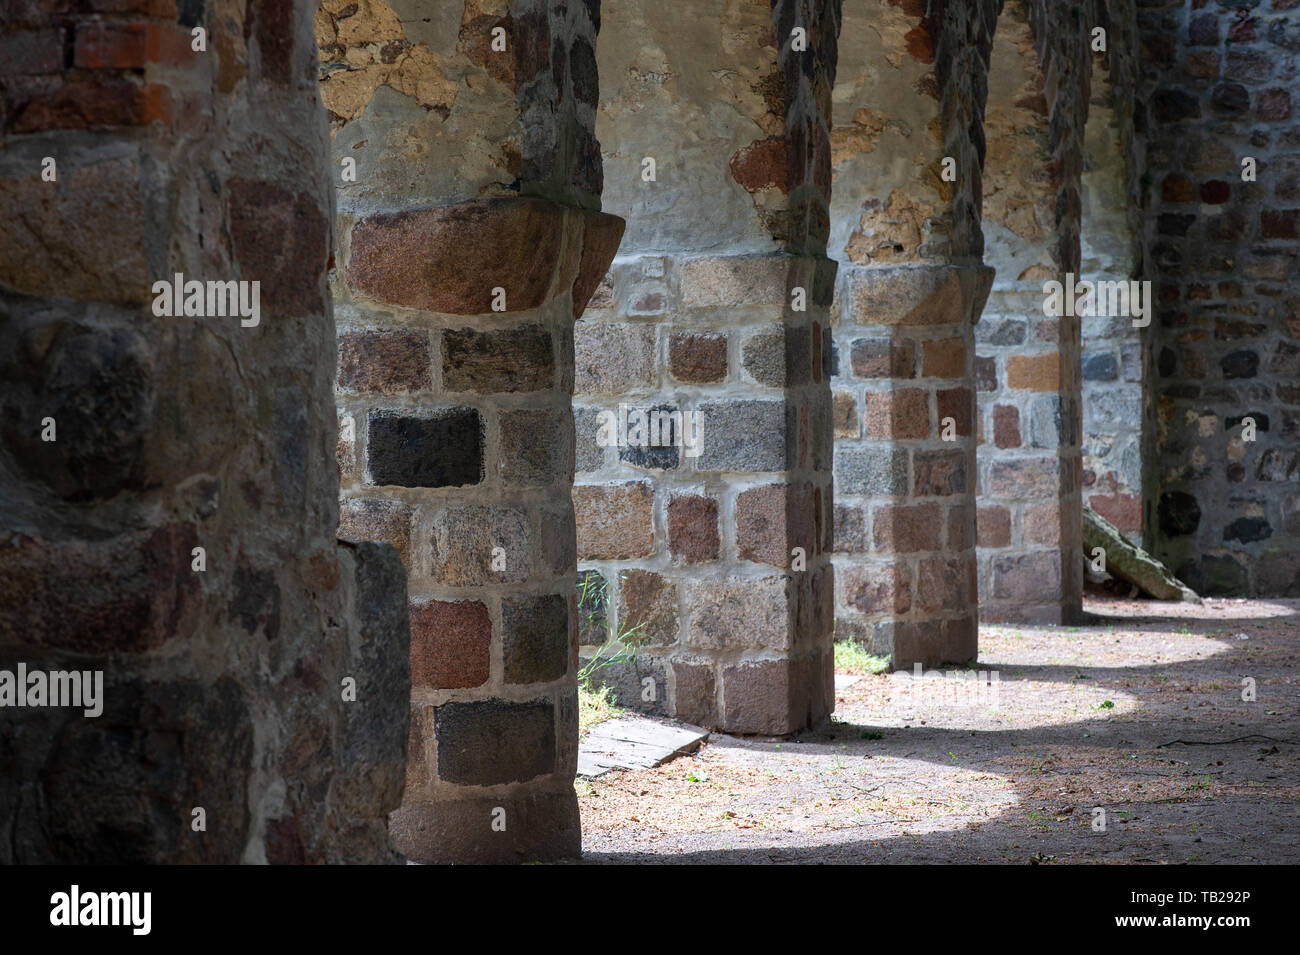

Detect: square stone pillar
[831,264,993,669]
[574,252,836,735]
[334,199,622,862]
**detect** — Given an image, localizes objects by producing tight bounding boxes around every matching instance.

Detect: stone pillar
[319,0,622,862]
[975,0,1088,624]
[574,0,839,734]
[827,0,996,668]
[0,1,410,863]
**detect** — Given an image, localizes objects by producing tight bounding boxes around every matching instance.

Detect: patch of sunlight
[839,669,1144,731]
[977,625,1234,669]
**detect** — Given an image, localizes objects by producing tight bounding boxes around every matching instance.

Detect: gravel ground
[576,597,1300,864]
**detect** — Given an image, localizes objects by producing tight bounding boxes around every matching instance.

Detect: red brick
[721,660,806,735]
[936,386,972,436]
[667,494,719,562]
[872,502,941,554]
[1199,180,1230,204]
[736,483,815,567]
[977,506,1011,548]
[229,180,329,318]
[668,332,727,383]
[75,22,197,69]
[729,136,788,193]
[670,661,716,725]
[921,337,966,378]
[1259,88,1292,122]
[916,556,968,612]
[841,564,911,614]
[337,329,432,395]
[851,338,915,379]
[409,599,491,689]
[946,503,974,550]
[1162,174,1195,202]
[1088,492,1142,534]
[992,404,1021,448]
[619,570,679,644]
[9,79,173,132]
[1261,209,1299,239]
[1023,503,1063,545]
[865,388,929,439]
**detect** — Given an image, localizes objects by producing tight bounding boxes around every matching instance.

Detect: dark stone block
[1184,554,1251,597]
[6,675,254,863]
[503,593,570,684]
[1220,349,1259,379]
[1153,88,1200,121]
[618,403,683,470]
[1158,490,1202,537]
[582,654,668,717]
[1189,12,1219,45]
[337,541,411,821]
[442,324,555,393]
[434,699,555,785]
[1210,83,1250,116]
[1082,352,1118,381]
[1223,517,1272,543]
[366,409,484,487]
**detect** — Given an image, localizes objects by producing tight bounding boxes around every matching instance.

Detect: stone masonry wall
[827,0,996,667]
[1140,0,1300,596]
[0,0,410,863]
[320,0,623,862]
[574,0,839,734]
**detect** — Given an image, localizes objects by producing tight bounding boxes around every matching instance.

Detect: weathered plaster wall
[0,0,410,863]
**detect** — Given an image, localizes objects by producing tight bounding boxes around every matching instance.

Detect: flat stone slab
[834,674,862,691]
[578,716,709,779]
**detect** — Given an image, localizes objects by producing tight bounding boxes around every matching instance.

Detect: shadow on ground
[575,598,1300,863]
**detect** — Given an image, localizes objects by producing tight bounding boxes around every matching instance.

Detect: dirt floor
[576,597,1300,863]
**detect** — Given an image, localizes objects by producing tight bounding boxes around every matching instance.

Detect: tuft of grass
[578,680,623,737]
[834,640,891,675]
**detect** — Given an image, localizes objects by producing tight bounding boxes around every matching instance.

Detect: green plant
[576,571,649,686]
[834,640,891,675]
